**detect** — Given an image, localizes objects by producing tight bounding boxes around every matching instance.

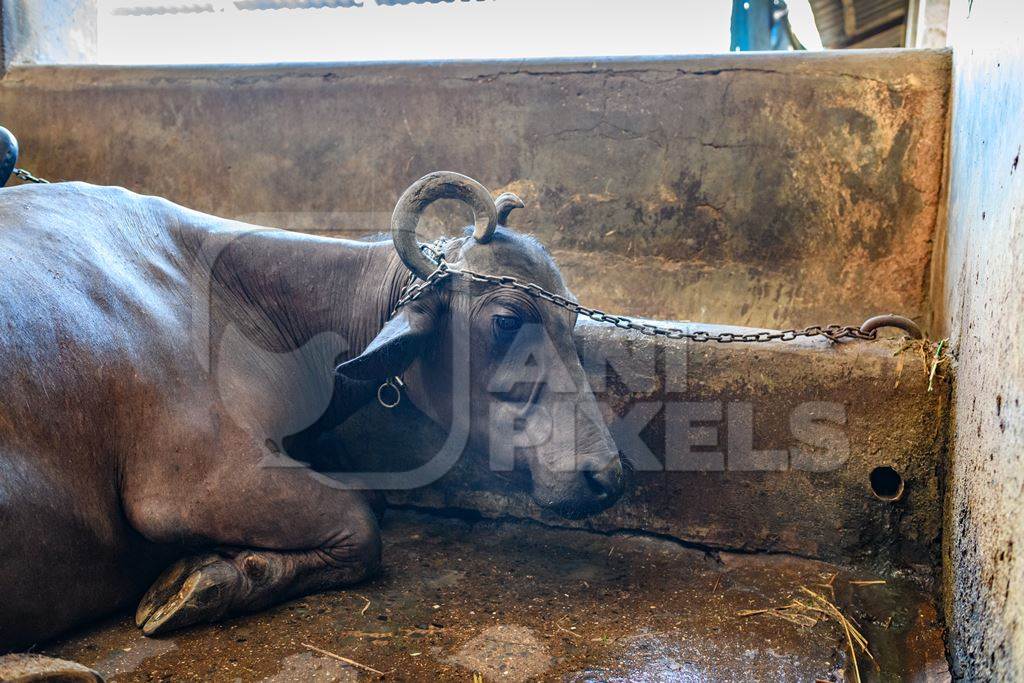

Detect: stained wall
[941,0,1024,678]
[0,50,949,330]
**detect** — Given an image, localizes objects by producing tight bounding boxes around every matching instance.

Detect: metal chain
[11,168,49,184]
[389,238,452,317]
[390,239,912,344]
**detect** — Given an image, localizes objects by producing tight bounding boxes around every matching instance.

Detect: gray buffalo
[0,172,623,653]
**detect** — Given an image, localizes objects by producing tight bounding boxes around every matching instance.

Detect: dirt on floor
[45,510,949,682]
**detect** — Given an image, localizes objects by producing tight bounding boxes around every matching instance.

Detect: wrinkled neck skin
[199,228,417,440]
[209,229,411,358]
[340,243,412,357]
[299,237,409,356]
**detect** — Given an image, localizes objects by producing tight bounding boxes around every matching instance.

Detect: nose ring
[377,376,404,409]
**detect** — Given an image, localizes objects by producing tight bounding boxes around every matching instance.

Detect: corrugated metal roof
[110,1,214,15]
[849,22,904,48]
[376,0,486,4]
[110,0,478,13]
[808,0,908,48]
[110,0,362,15]
[234,0,363,9]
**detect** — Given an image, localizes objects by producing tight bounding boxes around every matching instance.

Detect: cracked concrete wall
[0,50,948,330]
[942,0,1024,679]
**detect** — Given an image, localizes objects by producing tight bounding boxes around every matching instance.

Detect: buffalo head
[337,172,624,518]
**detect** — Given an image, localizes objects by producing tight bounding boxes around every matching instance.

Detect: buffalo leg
[0,654,103,682]
[125,438,382,636]
[135,536,377,636]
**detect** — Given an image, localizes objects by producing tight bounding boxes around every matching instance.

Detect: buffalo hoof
[135,554,244,636]
[0,653,103,682]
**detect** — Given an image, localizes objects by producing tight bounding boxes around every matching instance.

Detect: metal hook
[377,376,404,409]
[859,314,923,340]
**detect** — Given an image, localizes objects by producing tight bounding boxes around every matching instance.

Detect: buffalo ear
[335,304,437,381]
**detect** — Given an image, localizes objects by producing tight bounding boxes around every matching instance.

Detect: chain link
[390,240,893,344]
[11,168,49,184]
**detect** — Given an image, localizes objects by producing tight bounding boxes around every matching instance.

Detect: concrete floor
[46,510,948,682]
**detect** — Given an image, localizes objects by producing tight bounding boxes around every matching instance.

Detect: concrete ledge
[339,320,949,573]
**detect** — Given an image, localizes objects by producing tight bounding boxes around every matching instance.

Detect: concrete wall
[0,50,949,331]
[0,0,97,67]
[942,0,1024,678]
[906,0,951,49]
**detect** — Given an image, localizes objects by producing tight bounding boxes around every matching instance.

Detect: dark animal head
[338,172,624,518]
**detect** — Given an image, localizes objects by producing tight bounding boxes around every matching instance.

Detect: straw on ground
[736,583,878,683]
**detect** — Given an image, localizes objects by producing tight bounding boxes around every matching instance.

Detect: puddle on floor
[46,510,948,682]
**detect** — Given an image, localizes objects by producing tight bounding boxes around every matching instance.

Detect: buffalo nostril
[583,464,623,500]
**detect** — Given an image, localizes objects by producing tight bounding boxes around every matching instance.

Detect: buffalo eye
[492,314,523,339]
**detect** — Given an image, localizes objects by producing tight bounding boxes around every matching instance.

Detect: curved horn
[391,171,497,280]
[495,192,525,225]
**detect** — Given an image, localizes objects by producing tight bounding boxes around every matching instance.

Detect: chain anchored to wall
[392,239,923,344]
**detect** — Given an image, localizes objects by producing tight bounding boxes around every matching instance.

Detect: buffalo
[0,171,624,656]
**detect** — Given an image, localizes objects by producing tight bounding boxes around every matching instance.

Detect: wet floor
[47,510,949,682]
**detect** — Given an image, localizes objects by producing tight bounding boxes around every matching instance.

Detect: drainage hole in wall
[870,466,904,501]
